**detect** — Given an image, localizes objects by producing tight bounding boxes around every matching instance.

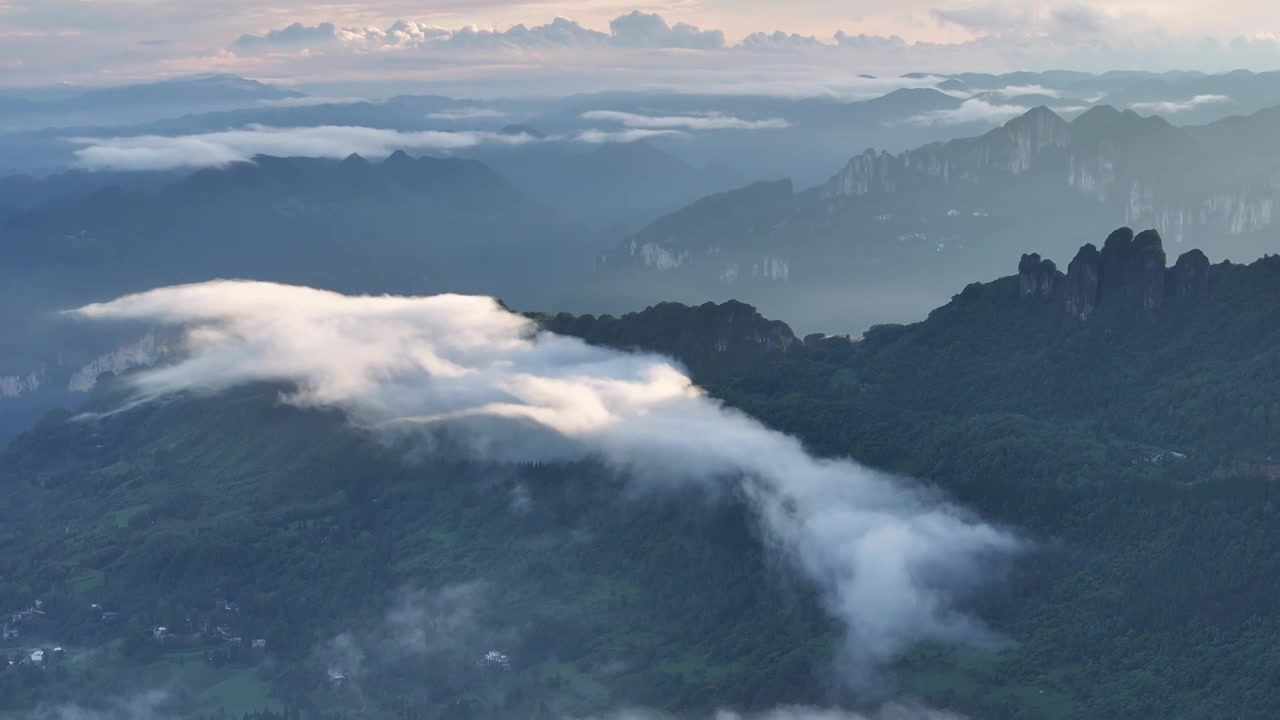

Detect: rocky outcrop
[821,106,1072,199]
[1040,228,1211,324]
[1064,244,1102,323]
[1018,253,1061,298]
[1167,249,1211,307]
[821,149,896,198]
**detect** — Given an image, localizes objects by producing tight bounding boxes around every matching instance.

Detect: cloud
[580,110,791,131]
[609,11,725,50]
[319,584,496,681]
[69,125,543,172]
[981,85,1062,99]
[231,21,343,53]
[903,98,1030,126]
[74,282,1020,676]
[32,691,174,720]
[232,16,612,54]
[575,128,686,144]
[254,96,368,108]
[1048,3,1110,36]
[1129,94,1233,113]
[932,5,1037,33]
[426,107,508,121]
[740,31,829,52]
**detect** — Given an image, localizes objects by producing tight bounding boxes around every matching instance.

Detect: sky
[2,1,1280,92]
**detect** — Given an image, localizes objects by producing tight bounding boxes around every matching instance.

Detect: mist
[580,111,792,131]
[69,125,545,172]
[72,281,1020,678]
[578,707,969,720]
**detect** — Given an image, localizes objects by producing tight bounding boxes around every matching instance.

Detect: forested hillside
[5,228,1280,718]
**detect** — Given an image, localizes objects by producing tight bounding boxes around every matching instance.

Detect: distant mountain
[1099,69,1280,124]
[0,152,596,435]
[463,139,749,229]
[571,103,1280,335]
[0,75,305,131]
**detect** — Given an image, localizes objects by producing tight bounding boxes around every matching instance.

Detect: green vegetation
[5,233,1280,717]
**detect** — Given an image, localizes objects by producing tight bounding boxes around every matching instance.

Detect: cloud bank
[580,110,791,131]
[903,98,1030,127]
[74,282,1020,675]
[231,11,725,54]
[70,125,543,172]
[1130,94,1233,114]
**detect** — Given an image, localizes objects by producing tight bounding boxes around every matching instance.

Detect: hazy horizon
[4,1,1280,94]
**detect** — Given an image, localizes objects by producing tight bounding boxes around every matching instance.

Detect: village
[1,599,62,671]
[1,595,270,676]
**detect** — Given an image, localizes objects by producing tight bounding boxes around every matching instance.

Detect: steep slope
[9,229,1280,719]
[0,152,596,437]
[575,104,1280,336]
[464,139,749,229]
[0,313,830,720]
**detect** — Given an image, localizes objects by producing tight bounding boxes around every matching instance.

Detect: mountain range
[574,101,1280,334]
[0,151,598,438]
[6,228,1280,718]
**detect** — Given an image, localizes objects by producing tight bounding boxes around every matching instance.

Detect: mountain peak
[1018,228,1212,325]
[384,149,414,165]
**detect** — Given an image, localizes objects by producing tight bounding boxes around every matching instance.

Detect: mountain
[571,103,1280,336]
[0,152,597,438]
[7,228,1280,718]
[0,75,305,131]
[460,139,750,229]
[1099,69,1280,125]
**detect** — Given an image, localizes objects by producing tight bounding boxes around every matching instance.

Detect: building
[482,651,511,669]
[29,649,44,666]
[252,639,267,649]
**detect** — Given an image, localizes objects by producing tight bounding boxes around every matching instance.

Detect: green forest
[5,230,1280,718]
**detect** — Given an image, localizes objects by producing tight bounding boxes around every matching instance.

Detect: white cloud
[32,691,174,720]
[580,110,791,130]
[609,11,724,50]
[74,282,1020,675]
[903,98,1030,127]
[254,95,368,108]
[575,128,686,144]
[426,107,508,120]
[981,84,1062,99]
[69,125,543,172]
[1129,94,1233,114]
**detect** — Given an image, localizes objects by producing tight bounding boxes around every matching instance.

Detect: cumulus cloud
[609,11,724,50]
[580,110,791,131]
[903,98,1030,126]
[231,12,725,55]
[69,125,543,172]
[1129,94,1233,113]
[740,31,829,52]
[74,282,1020,676]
